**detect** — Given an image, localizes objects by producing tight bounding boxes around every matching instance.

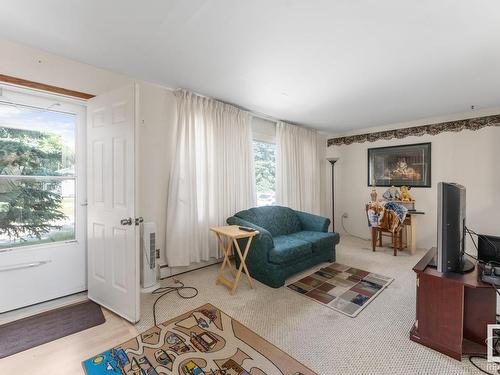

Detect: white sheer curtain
[166,90,255,267]
[276,121,322,214]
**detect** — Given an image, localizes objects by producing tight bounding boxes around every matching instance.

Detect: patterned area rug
[82,303,316,375]
[287,263,394,317]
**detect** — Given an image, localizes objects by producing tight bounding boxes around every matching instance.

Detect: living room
[0,2,499,374]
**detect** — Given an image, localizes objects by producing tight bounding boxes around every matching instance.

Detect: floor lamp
[327,158,338,231]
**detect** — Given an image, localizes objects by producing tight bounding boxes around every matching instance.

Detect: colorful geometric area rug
[287,263,394,317]
[82,303,316,375]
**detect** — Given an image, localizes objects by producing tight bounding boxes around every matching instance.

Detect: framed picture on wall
[368,142,431,187]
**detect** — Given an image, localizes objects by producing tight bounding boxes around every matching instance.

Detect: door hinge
[416,277,419,287]
[415,319,418,329]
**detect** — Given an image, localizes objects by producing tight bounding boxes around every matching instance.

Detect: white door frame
[0,84,87,313]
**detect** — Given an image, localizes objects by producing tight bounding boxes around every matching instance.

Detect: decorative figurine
[370,188,378,202]
[382,185,401,201]
[400,186,414,202]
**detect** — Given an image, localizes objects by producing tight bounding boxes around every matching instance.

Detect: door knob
[120,217,133,226]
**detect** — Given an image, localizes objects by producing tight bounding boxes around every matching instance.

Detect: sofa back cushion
[235,206,301,236]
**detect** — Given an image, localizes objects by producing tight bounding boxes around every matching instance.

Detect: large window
[253,140,276,206]
[0,102,76,249]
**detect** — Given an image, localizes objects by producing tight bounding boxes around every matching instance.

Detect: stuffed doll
[400,186,413,202]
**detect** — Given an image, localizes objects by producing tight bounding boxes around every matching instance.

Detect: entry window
[0,102,76,249]
[253,140,276,206]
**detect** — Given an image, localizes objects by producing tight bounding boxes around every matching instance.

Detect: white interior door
[87,84,139,323]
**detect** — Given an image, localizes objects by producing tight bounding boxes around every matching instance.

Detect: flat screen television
[436,182,474,273]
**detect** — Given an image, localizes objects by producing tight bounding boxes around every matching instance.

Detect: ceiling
[1,1,499,133]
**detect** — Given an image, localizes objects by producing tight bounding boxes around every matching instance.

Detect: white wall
[326,109,500,252]
[0,38,131,95]
[137,83,176,264]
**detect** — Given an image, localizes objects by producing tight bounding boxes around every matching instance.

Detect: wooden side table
[210,225,259,295]
[404,211,425,255]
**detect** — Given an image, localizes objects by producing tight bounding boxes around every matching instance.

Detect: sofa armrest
[294,210,330,232]
[331,231,340,245]
[226,216,274,251]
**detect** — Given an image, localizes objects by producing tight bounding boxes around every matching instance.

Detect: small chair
[371,226,404,256]
[366,204,405,256]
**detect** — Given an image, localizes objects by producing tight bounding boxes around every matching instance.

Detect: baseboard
[160,258,222,278]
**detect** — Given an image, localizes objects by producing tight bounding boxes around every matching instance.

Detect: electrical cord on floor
[151,280,198,326]
[468,343,500,375]
[468,355,500,375]
[341,215,371,241]
[467,336,500,374]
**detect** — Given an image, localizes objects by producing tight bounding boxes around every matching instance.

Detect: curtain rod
[213,94,331,135]
[217,98,310,128]
[142,81,314,128]
[155,83,323,131]
[179,87,310,127]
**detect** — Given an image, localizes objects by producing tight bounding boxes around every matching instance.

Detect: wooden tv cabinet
[410,247,496,360]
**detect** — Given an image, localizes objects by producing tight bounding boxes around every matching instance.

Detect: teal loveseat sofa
[226,206,340,288]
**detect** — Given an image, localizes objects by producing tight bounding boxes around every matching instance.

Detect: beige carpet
[137,236,489,374]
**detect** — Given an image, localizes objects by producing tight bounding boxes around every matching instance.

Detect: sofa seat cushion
[269,236,312,265]
[288,231,336,253]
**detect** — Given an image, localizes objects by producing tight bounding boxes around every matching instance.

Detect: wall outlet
[342,213,349,219]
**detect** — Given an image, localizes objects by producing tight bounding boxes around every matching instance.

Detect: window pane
[0,103,76,176]
[0,178,75,249]
[253,141,276,206]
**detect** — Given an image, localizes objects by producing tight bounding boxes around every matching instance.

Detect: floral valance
[327,114,500,146]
